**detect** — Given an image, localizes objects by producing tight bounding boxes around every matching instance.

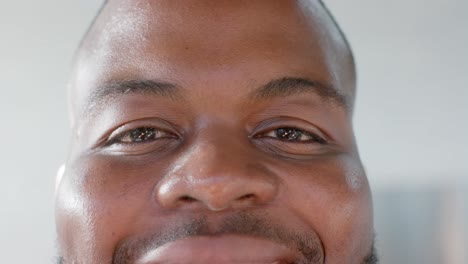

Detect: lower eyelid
[104,139,178,156]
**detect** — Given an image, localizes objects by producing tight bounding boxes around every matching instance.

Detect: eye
[262,127,327,144]
[108,127,176,145]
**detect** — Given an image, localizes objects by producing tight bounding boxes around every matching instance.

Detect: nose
[155,135,278,211]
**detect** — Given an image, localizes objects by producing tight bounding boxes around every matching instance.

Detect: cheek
[55,154,162,263]
[279,154,373,261]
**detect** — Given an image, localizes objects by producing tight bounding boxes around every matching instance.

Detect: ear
[56,164,66,193]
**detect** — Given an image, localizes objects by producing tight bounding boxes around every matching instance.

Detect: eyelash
[107,127,176,145]
[257,127,327,144]
[107,126,327,145]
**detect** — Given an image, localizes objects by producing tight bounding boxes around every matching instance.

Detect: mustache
[112,212,324,264]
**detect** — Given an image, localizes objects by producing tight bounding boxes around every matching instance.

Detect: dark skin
[56,0,375,263]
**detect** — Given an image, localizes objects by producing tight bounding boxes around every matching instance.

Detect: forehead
[70,0,353,118]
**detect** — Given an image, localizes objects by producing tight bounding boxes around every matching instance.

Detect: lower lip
[137,235,297,264]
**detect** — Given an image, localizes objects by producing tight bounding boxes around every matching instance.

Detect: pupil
[130,127,156,142]
[276,128,301,141]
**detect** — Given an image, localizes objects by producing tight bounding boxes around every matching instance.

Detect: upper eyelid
[251,117,327,135]
[106,127,176,146]
[110,125,322,140]
[106,119,181,138]
[102,117,328,145]
[90,118,182,150]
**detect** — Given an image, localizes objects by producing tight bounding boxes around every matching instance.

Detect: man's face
[56,0,374,263]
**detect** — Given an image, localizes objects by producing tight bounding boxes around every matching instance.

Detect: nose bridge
[193,131,246,177]
[155,127,278,211]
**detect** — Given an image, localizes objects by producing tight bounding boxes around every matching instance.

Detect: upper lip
[137,234,299,264]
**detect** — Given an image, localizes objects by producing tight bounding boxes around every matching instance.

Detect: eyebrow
[250,77,348,108]
[83,76,347,116]
[83,79,183,115]
[89,79,182,102]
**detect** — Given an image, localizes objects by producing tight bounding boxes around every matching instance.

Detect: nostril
[239,194,255,200]
[180,195,196,202]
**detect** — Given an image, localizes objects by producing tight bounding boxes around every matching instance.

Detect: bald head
[69,0,356,125]
[57,1,375,263]
[79,0,352,57]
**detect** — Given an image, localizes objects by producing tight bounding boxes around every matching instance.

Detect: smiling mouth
[136,234,300,264]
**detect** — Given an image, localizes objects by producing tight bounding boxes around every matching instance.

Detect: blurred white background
[0,0,466,263]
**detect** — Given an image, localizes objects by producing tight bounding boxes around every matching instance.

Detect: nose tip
[156,173,277,211]
[155,133,278,212]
